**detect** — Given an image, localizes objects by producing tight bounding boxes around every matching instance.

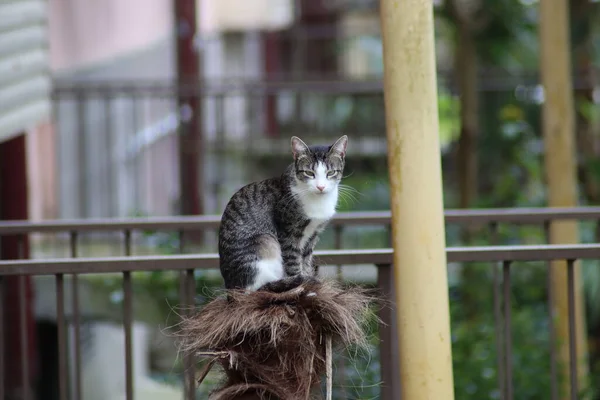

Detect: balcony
[1,207,599,399]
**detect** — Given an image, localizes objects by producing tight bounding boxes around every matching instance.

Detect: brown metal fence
[1,207,600,399]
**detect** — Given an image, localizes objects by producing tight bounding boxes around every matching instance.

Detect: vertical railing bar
[334,225,343,280]
[104,93,114,217]
[56,273,68,400]
[19,275,29,400]
[178,271,188,396]
[186,268,195,314]
[333,225,345,397]
[178,230,188,395]
[214,94,225,211]
[185,269,196,400]
[544,221,558,400]
[178,230,185,254]
[131,94,141,209]
[503,260,513,400]
[385,224,392,247]
[0,276,4,400]
[384,225,397,398]
[123,230,133,400]
[179,270,187,313]
[76,91,88,219]
[70,231,83,400]
[490,222,505,400]
[377,263,399,400]
[18,236,30,400]
[180,267,191,398]
[124,229,132,257]
[123,271,133,400]
[567,259,578,400]
[178,229,190,397]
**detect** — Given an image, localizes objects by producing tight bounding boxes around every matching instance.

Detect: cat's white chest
[299,219,326,250]
[298,190,338,249]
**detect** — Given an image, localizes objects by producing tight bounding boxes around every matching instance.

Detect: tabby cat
[218,135,348,291]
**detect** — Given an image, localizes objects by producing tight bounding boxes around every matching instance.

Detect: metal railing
[1,207,600,399]
[1,245,600,400]
[3,206,600,244]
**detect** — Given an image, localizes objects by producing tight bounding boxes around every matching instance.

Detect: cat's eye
[327,170,340,178]
[301,170,315,178]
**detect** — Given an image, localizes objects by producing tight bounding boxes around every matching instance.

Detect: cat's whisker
[338,183,359,190]
[338,184,364,197]
[338,185,355,193]
[338,192,359,207]
[339,192,360,203]
[338,186,361,196]
[339,189,359,199]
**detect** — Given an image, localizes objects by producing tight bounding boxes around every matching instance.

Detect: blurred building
[46,0,384,222]
[48,0,175,221]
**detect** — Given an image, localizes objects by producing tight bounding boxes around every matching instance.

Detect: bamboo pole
[539,0,589,397]
[379,0,455,399]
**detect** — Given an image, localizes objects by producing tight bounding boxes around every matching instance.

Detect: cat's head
[290,135,348,195]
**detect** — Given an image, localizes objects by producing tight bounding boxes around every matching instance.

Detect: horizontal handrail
[1,244,599,276]
[53,79,387,96]
[1,207,600,235]
[50,72,553,96]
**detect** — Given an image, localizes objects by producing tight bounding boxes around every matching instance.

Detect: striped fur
[218,135,348,290]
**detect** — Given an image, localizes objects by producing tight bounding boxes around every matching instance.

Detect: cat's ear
[329,135,348,158]
[291,136,310,159]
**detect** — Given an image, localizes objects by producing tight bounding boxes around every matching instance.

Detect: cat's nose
[317,185,325,192]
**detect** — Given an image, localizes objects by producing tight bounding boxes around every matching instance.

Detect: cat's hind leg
[247,234,285,291]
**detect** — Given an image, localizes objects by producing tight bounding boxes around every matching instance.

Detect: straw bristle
[178,277,378,400]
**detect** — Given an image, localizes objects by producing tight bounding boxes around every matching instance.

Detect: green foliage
[450,263,559,398]
[330,302,383,399]
[478,94,545,208]
[435,0,537,66]
[438,88,461,149]
[475,0,537,65]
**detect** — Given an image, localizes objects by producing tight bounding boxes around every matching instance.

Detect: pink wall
[27,120,57,221]
[35,0,174,220]
[48,0,173,72]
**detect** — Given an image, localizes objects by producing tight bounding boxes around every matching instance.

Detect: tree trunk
[574,55,599,203]
[455,26,481,328]
[455,26,479,210]
[571,0,600,203]
[540,0,589,397]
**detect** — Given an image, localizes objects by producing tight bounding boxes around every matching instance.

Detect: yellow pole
[539,0,589,396]
[379,0,455,398]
